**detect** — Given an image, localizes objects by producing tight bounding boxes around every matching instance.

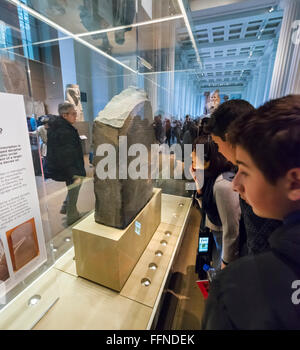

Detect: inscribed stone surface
[93,87,156,229]
[0,59,29,96]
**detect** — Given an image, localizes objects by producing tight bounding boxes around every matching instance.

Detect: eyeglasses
[66,111,77,116]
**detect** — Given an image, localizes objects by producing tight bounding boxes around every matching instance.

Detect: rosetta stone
[93,87,156,229]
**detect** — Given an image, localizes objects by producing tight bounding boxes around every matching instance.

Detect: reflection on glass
[18,0,181,35]
[82,17,187,73]
[0,0,197,316]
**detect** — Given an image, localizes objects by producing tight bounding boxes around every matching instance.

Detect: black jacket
[201,215,300,329]
[44,116,86,182]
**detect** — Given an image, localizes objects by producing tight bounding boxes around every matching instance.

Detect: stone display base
[72,188,162,291]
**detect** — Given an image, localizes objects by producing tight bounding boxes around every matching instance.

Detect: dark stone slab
[93,88,156,229]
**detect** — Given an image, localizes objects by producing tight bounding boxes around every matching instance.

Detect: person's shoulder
[214,248,281,298]
[209,254,267,314]
[48,115,62,128]
[217,254,256,282]
[214,174,237,196]
[212,252,267,300]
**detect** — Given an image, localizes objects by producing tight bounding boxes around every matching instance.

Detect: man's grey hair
[58,102,74,116]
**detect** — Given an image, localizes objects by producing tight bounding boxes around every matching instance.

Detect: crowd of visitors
[193,95,300,330]
[152,113,205,147]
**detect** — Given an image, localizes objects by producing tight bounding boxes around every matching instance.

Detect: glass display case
[0,0,199,329]
[0,0,286,330]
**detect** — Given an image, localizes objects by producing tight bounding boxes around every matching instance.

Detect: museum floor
[36,154,205,330]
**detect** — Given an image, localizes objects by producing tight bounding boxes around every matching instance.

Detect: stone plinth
[72,189,161,291]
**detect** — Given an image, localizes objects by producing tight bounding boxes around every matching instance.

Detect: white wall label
[0,92,47,302]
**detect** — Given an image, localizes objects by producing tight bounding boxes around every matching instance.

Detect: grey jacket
[205,174,241,263]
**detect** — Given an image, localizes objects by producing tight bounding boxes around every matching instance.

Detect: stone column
[269,0,300,98]
[58,36,77,92]
[285,12,300,93]
[249,70,259,106]
[244,76,253,103]
[174,74,180,117]
[199,93,206,115]
[263,44,278,102]
[254,59,269,107]
[182,74,188,117]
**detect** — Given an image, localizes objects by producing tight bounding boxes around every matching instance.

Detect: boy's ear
[286,168,300,201]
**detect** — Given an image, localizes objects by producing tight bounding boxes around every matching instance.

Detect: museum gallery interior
[0,0,299,331]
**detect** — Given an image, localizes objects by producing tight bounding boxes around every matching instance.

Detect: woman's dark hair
[193,138,233,177]
[189,122,199,142]
[228,94,300,184]
[199,117,211,136]
[201,117,210,126]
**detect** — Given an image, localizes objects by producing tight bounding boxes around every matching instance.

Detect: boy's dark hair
[206,99,255,140]
[228,94,300,184]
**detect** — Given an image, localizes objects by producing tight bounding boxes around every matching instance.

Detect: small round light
[179,203,184,207]
[52,247,58,252]
[64,237,71,242]
[165,231,172,236]
[141,278,151,286]
[155,250,163,257]
[160,240,168,246]
[148,263,157,270]
[28,295,41,306]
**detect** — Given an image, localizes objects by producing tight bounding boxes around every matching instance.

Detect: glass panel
[0,1,69,58]
[0,45,59,330]
[0,1,197,328]
[0,0,286,330]
[81,17,189,73]
[13,0,181,35]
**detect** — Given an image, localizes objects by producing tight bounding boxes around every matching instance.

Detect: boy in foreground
[206,100,282,259]
[201,95,300,329]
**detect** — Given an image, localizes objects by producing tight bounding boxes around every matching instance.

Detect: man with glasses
[45,102,86,226]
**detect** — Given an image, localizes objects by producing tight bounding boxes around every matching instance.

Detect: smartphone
[198,236,209,253]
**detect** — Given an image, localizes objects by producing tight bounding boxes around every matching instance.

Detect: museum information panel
[0,92,47,301]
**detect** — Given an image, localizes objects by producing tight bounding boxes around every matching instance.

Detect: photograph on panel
[6,218,40,272]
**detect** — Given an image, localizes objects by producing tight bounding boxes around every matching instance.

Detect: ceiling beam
[195,66,255,74]
[190,0,279,22]
[180,36,274,50]
[191,10,281,32]
[198,85,245,93]
[190,53,260,64]
[191,9,281,29]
